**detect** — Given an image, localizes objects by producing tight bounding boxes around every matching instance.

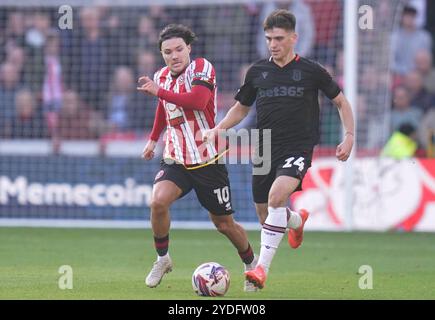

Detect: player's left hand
[202,127,218,143]
[137,76,159,96]
[336,135,354,161]
[142,140,156,160]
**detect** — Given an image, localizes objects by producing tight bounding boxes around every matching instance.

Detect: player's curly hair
[263,9,296,32]
[158,24,197,50]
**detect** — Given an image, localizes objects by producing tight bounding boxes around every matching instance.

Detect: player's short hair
[158,24,197,50]
[263,9,296,32]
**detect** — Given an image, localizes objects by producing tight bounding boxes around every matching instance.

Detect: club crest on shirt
[292,69,302,81]
[178,74,184,85]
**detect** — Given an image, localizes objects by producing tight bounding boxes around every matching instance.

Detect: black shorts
[153,160,234,215]
[252,150,312,204]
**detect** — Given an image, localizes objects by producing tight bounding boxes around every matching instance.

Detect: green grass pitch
[1,227,434,299]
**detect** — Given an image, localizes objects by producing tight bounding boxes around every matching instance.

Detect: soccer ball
[192,262,230,297]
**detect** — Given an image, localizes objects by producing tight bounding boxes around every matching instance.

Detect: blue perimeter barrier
[0,155,257,223]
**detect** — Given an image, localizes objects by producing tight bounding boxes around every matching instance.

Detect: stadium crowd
[0,1,434,156]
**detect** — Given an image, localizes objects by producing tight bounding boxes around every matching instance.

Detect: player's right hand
[137,76,159,97]
[142,140,156,160]
[202,128,218,143]
[336,134,354,162]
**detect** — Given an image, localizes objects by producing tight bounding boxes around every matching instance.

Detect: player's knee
[268,193,286,208]
[214,220,233,235]
[258,214,267,225]
[150,197,170,214]
[255,205,268,225]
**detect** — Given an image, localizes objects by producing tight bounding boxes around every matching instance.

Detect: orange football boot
[244,264,267,289]
[288,209,309,249]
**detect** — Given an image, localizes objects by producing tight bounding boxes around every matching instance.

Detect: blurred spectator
[136,49,156,78]
[257,0,315,58]
[104,8,136,69]
[135,15,159,56]
[377,0,394,28]
[305,0,341,64]
[25,11,52,50]
[5,45,26,82]
[148,4,174,31]
[390,86,423,134]
[359,0,393,91]
[4,11,26,49]
[136,50,158,129]
[0,62,23,137]
[414,49,435,94]
[69,7,110,111]
[106,66,141,132]
[381,123,418,159]
[391,5,432,76]
[359,66,389,148]
[418,108,435,151]
[23,11,53,93]
[427,0,435,54]
[10,89,46,139]
[56,90,95,140]
[42,31,64,114]
[403,71,435,113]
[408,0,427,28]
[202,4,253,91]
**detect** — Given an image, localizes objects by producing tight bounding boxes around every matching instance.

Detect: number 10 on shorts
[214,186,230,205]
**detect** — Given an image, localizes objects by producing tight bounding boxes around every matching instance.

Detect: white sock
[258,246,275,275]
[287,208,302,230]
[244,258,256,271]
[157,253,169,261]
[258,207,287,274]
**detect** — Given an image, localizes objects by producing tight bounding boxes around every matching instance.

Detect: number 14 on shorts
[283,157,305,171]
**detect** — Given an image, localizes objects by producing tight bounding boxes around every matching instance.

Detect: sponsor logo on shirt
[258,86,305,98]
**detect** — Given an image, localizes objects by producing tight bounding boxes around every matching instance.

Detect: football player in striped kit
[137,24,257,291]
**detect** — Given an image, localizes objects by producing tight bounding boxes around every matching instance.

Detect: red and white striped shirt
[153,58,220,166]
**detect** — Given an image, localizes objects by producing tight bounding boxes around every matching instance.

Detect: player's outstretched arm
[332,92,355,162]
[137,76,211,111]
[202,101,250,142]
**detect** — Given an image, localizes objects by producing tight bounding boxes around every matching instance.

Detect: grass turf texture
[1,227,434,299]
